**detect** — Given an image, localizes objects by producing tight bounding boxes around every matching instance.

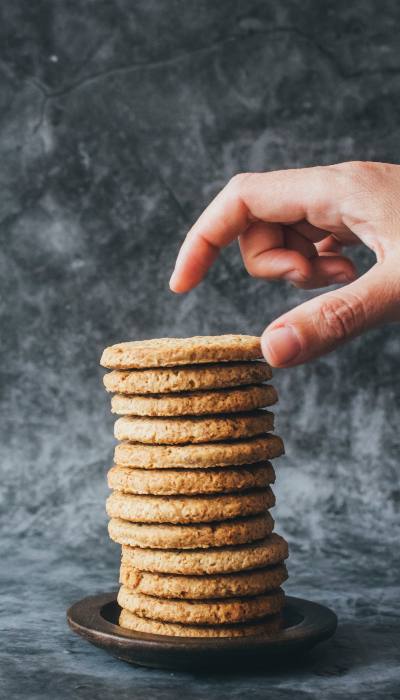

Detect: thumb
[261,263,400,367]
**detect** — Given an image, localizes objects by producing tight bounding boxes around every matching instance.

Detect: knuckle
[347,160,372,172]
[228,172,254,192]
[335,160,373,174]
[317,293,366,342]
[348,160,378,182]
[333,160,379,188]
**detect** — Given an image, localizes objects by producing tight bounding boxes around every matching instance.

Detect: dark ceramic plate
[67,592,337,671]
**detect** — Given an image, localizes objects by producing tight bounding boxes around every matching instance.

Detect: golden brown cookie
[101,335,262,369]
[111,384,277,417]
[108,512,274,549]
[114,410,274,444]
[107,462,275,496]
[106,488,275,524]
[119,609,282,637]
[119,562,288,599]
[121,533,288,574]
[114,435,284,469]
[117,586,285,624]
[104,361,272,395]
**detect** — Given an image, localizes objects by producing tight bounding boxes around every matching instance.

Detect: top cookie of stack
[101,335,287,637]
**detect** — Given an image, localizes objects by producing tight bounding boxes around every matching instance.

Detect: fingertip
[331,272,356,284]
[261,325,302,367]
[169,276,186,294]
[293,256,358,290]
[282,269,311,285]
[169,270,180,293]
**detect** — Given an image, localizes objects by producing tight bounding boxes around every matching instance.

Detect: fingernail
[332,273,352,284]
[262,326,302,366]
[169,270,178,290]
[283,270,308,284]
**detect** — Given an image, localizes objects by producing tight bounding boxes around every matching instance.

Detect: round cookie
[104,361,272,395]
[121,533,288,574]
[117,586,285,624]
[114,410,274,445]
[107,462,275,496]
[108,512,274,549]
[114,435,284,469]
[119,609,282,637]
[119,562,288,599]
[111,384,277,417]
[101,335,262,370]
[106,488,275,524]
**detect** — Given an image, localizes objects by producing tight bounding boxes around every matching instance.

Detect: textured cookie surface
[106,488,275,524]
[117,586,285,624]
[119,609,282,637]
[120,562,288,599]
[114,410,274,444]
[111,384,277,417]
[121,533,288,574]
[104,361,272,395]
[114,435,284,469]
[101,335,262,369]
[108,462,275,496]
[108,512,274,549]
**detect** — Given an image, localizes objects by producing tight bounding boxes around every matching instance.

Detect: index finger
[169,167,336,293]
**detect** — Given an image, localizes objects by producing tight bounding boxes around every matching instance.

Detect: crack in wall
[18,23,400,138]
[24,24,400,104]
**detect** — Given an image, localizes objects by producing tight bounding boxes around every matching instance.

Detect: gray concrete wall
[1,3,400,697]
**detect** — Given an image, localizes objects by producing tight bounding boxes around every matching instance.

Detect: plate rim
[67,591,337,653]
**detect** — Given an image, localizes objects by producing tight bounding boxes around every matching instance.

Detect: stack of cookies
[100,335,288,638]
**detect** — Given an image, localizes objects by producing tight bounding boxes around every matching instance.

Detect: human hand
[169,161,400,367]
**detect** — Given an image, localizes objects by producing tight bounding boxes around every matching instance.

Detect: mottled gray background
[1,1,400,698]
